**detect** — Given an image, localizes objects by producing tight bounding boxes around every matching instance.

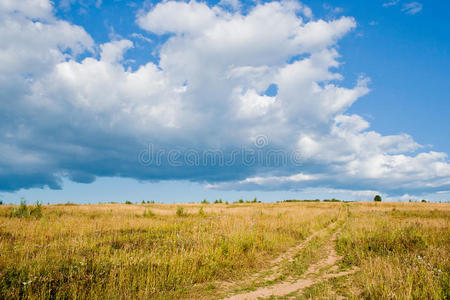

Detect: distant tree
[142,200,146,204]
[374,195,382,202]
[201,199,210,204]
[421,199,427,203]
[0,200,3,205]
[125,200,133,204]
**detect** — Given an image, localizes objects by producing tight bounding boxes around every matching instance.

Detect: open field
[0,202,449,299]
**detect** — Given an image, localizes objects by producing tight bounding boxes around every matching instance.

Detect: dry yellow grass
[0,202,448,299]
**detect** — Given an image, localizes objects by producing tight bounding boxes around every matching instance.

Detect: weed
[143,208,155,217]
[198,207,206,216]
[9,201,42,219]
[176,206,187,217]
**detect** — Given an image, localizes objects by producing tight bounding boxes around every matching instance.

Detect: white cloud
[382,0,400,7]
[137,1,217,35]
[218,0,242,11]
[323,4,343,14]
[130,33,152,43]
[100,40,134,63]
[0,0,449,197]
[402,2,423,15]
[0,0,53,19]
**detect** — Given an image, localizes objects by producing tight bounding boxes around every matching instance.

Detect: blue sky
[0,0,449,203]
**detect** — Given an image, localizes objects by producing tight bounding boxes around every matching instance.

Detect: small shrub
[11,200,29,218]
[176,206,186,217]
[10,200,42,219]
[30,201,43,218]
[198,207,206,216]
[143,208,155,217]
[201,199,209,204]
[125,200,133,204]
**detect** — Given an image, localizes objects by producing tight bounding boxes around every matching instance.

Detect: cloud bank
[0,0,449,198]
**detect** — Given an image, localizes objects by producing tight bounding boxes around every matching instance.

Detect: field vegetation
[0,201,448,299]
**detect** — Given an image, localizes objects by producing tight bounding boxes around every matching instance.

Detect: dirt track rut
[223,209,357,299]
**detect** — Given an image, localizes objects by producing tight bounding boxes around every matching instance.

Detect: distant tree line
[281,198,344,203]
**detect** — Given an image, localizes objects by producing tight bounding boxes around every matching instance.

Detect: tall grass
[336,204,449,299]
[0,202,448,299]
[0,202,340,299]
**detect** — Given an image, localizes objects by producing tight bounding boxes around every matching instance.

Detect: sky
[0,0,449,204]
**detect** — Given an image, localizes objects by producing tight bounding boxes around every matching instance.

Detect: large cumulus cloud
[1,0,449,197]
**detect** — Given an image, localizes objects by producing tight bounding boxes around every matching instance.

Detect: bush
[201,199,209,204]
[143,209,155,217]
[176,206,187,217]
[374,195,382,202]
[10,200,42,219]
[31,201,43,218]
[125,200,133,205]
[198,207,206,216]
[11,200,29,218]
